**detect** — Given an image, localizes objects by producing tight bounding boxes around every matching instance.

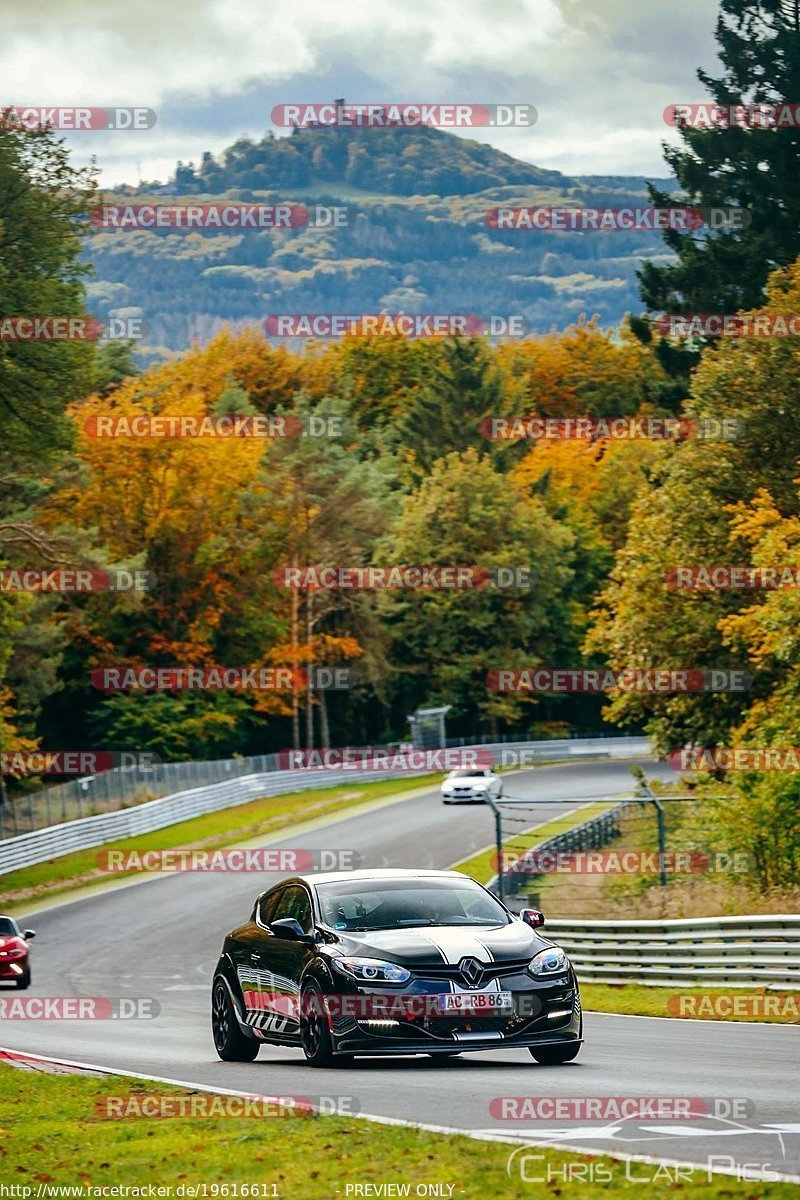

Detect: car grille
[413,959,531,982]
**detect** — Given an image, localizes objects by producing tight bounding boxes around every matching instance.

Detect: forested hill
[86,125,677,358]
[166,124,568,197]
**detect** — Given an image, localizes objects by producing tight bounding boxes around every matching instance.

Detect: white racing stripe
[417,929,495,964]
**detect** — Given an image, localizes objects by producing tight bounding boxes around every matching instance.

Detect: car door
[260,884,317,1040]
[234,886,284,1031]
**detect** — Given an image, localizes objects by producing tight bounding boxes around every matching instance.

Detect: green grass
[0,775,441,913]
[582,983,800,1024]
[0,1065,796,1196]
[450,800,617,884]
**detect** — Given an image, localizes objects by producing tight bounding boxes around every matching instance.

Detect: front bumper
[441,789,488,803]
[328,973,582,1055]
[0,958,27,980]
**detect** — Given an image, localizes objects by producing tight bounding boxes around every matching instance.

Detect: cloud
[0,0,722,182]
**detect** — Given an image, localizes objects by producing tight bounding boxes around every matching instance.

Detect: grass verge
[0,1063,796,1197]
[0,775,440,914]
[582,983,800,1023]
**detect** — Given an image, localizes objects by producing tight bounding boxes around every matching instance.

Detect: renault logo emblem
[458,957,484,988]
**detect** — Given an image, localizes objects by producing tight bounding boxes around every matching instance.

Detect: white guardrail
[545,915,800,990]
[0,736,649,877]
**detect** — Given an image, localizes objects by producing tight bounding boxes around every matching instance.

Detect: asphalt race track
[1,758,798,1179]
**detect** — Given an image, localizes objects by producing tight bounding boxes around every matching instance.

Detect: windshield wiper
[343,920,437,931]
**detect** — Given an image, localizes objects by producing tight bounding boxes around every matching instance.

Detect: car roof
[280,868,474,888]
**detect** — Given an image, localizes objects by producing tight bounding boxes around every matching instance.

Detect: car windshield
[316,879,510,931]
[450,770,489,778]
[0,918,17,936]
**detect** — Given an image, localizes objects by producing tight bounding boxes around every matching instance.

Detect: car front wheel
[14,967,30,990]
[300,980,338,1067]
[212,979,259,1061]
[300,980,353,1067]
[530,1041,581,1064]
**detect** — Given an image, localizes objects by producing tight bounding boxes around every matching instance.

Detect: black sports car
[211,868,582,1066]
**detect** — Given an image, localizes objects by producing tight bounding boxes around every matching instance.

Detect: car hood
[330,921,546,966]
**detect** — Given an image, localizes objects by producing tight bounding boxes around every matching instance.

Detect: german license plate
[437,991,513,1013]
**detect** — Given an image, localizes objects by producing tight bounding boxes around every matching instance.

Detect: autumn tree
[381,448,575,736]
[588,258,800,753]
[0,123,97,762]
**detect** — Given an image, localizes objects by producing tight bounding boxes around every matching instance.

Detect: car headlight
[336,957,411,984]
[527,947,570,977]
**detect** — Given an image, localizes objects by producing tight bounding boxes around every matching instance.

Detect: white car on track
[441,767,503,804]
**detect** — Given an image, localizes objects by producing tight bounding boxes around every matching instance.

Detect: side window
[271,887,295,922]
[258,889,282,926]
[273,885,313,933]
[289,888,313,934]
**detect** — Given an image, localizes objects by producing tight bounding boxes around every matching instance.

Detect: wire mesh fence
[0,753,282,840]
[490,794,713,918]
[0,734,648,841]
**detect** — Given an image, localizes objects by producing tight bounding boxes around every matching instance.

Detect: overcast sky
[2,0,722,186]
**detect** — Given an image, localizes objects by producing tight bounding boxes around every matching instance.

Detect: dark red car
[0,916,35,989]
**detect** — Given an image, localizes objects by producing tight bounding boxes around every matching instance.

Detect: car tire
[14,968,30,990]
[529,1041,581,1065]
[300,980,338,1068]
[212,979,259,1062]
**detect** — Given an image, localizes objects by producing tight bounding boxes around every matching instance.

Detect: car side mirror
[520,908,545,929]
[269,917,310,941]
[23,930,36,939]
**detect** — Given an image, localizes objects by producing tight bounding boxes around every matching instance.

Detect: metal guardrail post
[484,792,504,901]
[630,766,668,887]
